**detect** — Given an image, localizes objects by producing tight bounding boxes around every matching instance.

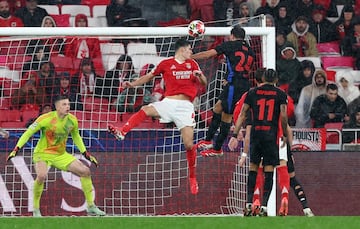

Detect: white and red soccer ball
[188,20,205,37]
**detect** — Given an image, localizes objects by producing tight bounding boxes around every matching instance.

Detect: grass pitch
[1,216,359,229]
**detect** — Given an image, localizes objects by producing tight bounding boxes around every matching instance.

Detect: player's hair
[174,38,191,52]
[326,83,338,91]
[231,25,246,39]
[255,68,266,83]
[54,95,70,104]
[264,68,278,83]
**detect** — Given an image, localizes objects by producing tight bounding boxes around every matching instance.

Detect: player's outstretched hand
[122,81,134,88]
[193,70,202,77]
[239,155,247,167]
[7,147,19,162]
[228,137,239,151]
[83,151,99,167]
[281,136,287,148]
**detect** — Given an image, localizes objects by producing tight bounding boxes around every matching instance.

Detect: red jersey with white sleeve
[0,16,24,27]
[151,57,202,102]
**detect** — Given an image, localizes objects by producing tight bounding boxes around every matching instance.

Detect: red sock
[122,109,147,133]
[277,165,290,199]
[186,146,196,178]
[253,167,264,203]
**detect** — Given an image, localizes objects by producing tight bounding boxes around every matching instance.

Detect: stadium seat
[321,56,354,70]
[325,122,343,144]
[1,121,25,128]
[51,56,74,73]
[100,43,125,55]
[102,54,122,70]
[92,5,107,18]
[82,0,110,6]
[130,55,165,72]
[325,70,336,82]
[316,41,340,56]
[0,68,20,82]
[39,5,60,15]
[127,43,158,56]
[50,14,71,27]
[83,96,110,111]
[22,110,39,124]
[87,17,104,27]
[0,97,10,109]
[61,5,91,17]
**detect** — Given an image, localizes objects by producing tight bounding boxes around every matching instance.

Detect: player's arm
[71,117,98,167]
[0,128,9,138]
[228,103,250,151]
[124,72,156,88]
[194,70,207,85]
[191,49,218,60]
[7,121,42,161]
[239,124,251,167]
[280,104,288,148]
[286,124,293,146]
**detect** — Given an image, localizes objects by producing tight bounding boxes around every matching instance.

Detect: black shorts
[250,138,280,167]
[219,84,248,114]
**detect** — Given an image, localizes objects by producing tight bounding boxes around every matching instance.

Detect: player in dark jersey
[229,69,288,216]
[191,25,255,157]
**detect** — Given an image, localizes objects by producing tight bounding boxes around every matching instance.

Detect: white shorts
[150,98,196,130]
[279,138,288,161]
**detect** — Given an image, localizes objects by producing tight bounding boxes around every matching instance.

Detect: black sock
[247,170,257,203]
[205,112,221,141]
[214,121,231,150]
[262,172,274,206]
[290,177,309,209]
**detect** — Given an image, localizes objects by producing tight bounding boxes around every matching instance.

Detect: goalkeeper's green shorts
[33,152,77,171]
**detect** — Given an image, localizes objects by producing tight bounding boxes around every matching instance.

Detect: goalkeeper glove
[7,146,19,162]
[83,151,98,167]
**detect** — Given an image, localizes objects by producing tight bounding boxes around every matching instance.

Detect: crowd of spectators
[2,0,360,140]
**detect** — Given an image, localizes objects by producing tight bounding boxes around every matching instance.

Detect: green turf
[1,216,360,229]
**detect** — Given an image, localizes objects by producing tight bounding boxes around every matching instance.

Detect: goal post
[0,26,276,216]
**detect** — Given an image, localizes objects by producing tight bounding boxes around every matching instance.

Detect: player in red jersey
[0,0,23,27]
[108,38,207,195]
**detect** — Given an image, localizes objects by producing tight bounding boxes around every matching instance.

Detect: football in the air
[188,20,205,37]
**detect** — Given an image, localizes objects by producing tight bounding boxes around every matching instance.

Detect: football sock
[247,170,257,203]
[253,167,264,203]
[290,177,309,209]
[205,111,221,141]
[214,121,231,150]
[122,109,147,133]
[262,171,274,206]
[33,180,44,209]
[277,165,290,199]
[186,146,197,178]
[80,177,94,206]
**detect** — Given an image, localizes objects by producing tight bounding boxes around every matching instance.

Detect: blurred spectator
[0,0,24,27]
[234,2,257,27]
[24,103,52,128]
[72,58,101,96]
[276,30,294,60]
[295,0,315,19]
[310,83,347,128]
[340,16,360,69]
[22,45,50,76]
[287,15,319,57]
[52,71,82,110]
[106,0,146,27]
[295,69,327,127]
[38,61,55,97]
[308,5,337,43]
[95,55,137,101]
[64,14,101,59]
[11,71,48,110]
[288,59,316,105]
[189,0,214,23]
[347,85,360,118]
[276,45,301,87]
[342,106,360,143]
[275,2,293,35]
[9,1,25,14]
[213,0,244,26]
[334,4,355,41]
[255,0,280,18]
[15,0,48,27]
[335,69,360,105]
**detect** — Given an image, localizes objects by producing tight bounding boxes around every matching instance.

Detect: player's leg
[61,154,106,216]
[197,100,223,149]
[180,126,198,195]
[33,160,49,217]
[108,103,160,140]
[287,152,314,216]
[277,140,290,216]
[252,162,264,216]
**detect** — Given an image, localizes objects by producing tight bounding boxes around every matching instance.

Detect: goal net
[0,25,275,216]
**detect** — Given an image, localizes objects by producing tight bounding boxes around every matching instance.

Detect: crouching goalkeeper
[6,95,105,217]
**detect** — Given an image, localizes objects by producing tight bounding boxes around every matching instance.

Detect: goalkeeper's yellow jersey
[15,111,86,155]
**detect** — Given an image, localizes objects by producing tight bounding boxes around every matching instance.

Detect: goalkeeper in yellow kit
[6,95,105,217]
